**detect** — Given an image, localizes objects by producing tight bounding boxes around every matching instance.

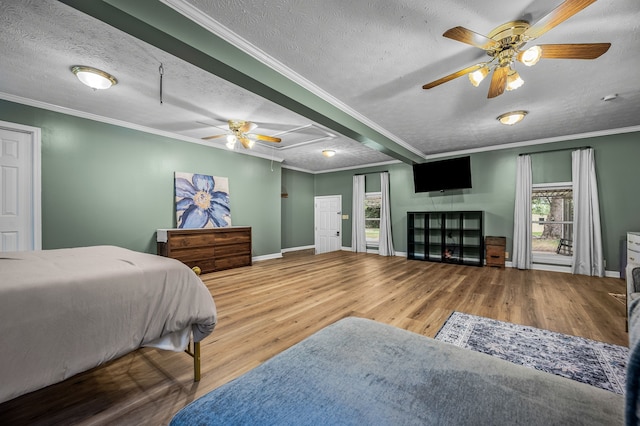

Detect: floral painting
[175,172,231,228]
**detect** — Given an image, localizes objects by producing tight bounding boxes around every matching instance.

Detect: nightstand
[485,236,506,268]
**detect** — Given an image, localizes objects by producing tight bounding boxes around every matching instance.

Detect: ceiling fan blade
[239,137,253,149]
[524,0,597,40]
[527,43,611,59]
[443,26,501,50]
[422,63,485,90]
[250,134,282,143]
[202,134,228,140]
[487,66,508,99]
[239,121,257,133]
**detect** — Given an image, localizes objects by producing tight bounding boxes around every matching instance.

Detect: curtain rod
[353,170,389,176]
[519,146,591,156]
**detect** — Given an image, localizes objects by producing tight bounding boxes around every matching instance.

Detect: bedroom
[0,0,639,424]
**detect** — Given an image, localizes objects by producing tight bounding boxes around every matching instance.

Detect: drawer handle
[490,255,500,258]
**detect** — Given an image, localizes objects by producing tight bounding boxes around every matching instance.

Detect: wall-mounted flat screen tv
[413,156,472,193]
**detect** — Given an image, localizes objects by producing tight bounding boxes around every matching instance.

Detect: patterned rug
[435,311,629,394]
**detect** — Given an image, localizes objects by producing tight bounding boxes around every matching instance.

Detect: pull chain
[159,63,164,104]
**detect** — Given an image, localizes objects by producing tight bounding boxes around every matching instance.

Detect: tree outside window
[531,186,573,255]
[365,192,381,245]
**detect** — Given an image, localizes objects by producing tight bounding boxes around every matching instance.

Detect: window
[531,183,573,263]
[365,192,381,245]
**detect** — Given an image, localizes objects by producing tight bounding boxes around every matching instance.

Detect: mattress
[0,245,217,403]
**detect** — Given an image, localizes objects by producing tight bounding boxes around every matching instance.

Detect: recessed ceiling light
[497,110,528,125]
[71,66,117,90]
[322,149,336,157]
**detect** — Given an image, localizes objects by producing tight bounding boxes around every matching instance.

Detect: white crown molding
[0,92,285,164]
[282,160,402,175]
[423,125,640,160]
[160,0,424,159]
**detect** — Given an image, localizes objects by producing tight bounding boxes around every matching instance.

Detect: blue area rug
[435,311,628,394]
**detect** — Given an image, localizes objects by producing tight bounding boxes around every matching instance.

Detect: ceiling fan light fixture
[71,66,117,90]
[225,134,237,149]
[506,70,524,91]
[468,66,489,87]
[497,110,528,125]
[322,149,336,158]
[520,46,542,66]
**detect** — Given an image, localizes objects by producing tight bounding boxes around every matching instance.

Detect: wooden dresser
[156,227,252,273]
[485,236,506,268]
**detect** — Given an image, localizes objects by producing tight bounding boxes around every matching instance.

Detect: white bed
[0,245,217,404]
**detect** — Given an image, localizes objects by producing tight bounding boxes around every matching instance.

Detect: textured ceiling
[1,0,639,173]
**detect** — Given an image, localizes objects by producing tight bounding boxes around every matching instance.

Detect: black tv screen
[413,156,472,193]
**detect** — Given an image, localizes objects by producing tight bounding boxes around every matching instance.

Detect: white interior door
[0,122,41,251]
[314,195,341,254]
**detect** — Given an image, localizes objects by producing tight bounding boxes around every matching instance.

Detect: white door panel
[314,195,341,254]
[0,124,40,252]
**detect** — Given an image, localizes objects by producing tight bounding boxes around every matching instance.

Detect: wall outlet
[505,252,509,259]
[342,214,349,220]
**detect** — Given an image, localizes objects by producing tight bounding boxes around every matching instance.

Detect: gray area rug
[435,311,628,394]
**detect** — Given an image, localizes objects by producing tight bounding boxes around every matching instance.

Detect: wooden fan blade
[202,134,227,140]
[443,26,501,50]
[487,66,508,99]
[239,137,252,149]
[525,0,597,40]
[251,134,281,143]
[533,43,611,59]
[239,121,257,133]
[422,63,485,90]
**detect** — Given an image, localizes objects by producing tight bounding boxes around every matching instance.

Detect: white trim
[281,245,315,254]
[283,160,402,175]
[423,125,640,160]
[532,182,573,189]
[160,0,424,160]
[253,253,283,262]
[0,92,285,164]
[0,120,41,250]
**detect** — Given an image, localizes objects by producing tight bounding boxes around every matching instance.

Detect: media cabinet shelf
[407,211,484,267]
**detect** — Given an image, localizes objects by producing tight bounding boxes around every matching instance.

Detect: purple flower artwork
[175,172,231,228]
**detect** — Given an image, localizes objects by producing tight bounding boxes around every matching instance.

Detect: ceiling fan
[422,0,611,98]
[202,119,281,149]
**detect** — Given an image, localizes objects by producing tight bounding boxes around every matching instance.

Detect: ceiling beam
[58,0,424,165]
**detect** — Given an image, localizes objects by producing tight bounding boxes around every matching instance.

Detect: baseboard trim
[281,245,315,254]
[253,253,283,262]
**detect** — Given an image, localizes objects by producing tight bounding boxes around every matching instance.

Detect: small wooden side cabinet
[485,236,506,268]
[157,227,252,273]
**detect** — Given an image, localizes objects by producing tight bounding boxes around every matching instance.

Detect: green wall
[312,131,640,272]
[281,169,315,249]
[2,96,639,272]
[0,99,281,256]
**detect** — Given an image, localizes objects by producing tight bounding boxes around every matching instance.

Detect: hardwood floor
[0,251,627,425]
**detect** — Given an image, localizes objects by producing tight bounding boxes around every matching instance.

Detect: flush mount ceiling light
[322,149,336,158]
[497,110,528,125]
[71,66,117,90]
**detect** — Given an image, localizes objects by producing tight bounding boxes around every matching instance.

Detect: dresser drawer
[486,245,505,268]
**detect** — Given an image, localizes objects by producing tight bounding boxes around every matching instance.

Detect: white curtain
[512,155,532,269]
[379,172,395,256]
[352,175,367,252]
[571,148,604,276]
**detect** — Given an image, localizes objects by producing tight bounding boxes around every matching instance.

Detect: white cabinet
[629,232,640,266]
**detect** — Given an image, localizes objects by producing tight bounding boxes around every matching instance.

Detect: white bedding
[0,245,217,403]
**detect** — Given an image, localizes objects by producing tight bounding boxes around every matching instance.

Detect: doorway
[314,195,342,254]
[0,121,41,251]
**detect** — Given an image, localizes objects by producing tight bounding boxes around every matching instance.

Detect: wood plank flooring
[0,251,627,425]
